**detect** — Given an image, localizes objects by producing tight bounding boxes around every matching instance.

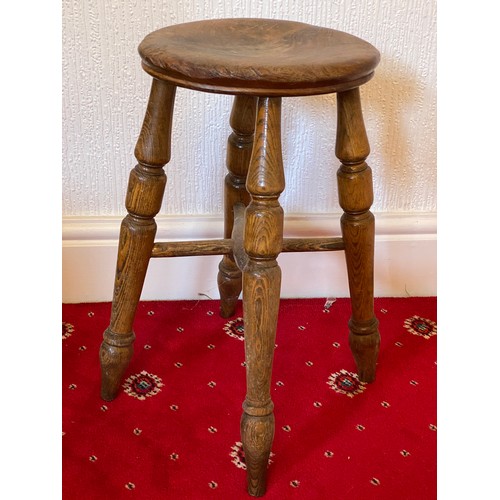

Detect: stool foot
[241,262,281,497]
[99,215,158,401]
[241,411,275,497]
[348,321,380,383]
[99,329,135,401]
[341,210,380,384]
[218,257,242,318]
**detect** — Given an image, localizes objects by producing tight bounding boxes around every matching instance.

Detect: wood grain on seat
[138,18,380,96]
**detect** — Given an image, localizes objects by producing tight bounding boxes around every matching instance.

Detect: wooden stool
[100,19,381,497]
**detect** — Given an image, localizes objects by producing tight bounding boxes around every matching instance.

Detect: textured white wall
[62,0,436,217]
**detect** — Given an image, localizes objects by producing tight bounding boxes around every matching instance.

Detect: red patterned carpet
[62,297,436,499]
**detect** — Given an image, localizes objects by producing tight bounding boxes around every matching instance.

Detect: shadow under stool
[99,18,381,497]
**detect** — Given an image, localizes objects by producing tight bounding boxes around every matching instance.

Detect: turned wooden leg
[336,87,380,383]
[100,79,176,401]
[218,95,257,318]
[241,97,285,496]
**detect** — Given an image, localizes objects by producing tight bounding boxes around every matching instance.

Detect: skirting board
[62,212,436,303]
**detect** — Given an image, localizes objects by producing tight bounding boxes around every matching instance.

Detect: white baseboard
[62,212,436,303]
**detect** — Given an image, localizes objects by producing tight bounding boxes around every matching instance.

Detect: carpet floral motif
[327,369,366,397]
[62,322,74,340]
[223,317,245,341]
[404,315,437,339]
[123,370,164,400]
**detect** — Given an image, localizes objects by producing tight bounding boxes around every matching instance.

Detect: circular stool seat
[138,18,380,96]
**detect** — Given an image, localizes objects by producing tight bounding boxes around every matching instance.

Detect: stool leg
[241,97,285,497]
[218,95,257,318]
[335,87,380,383]
[100,79,176,401]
